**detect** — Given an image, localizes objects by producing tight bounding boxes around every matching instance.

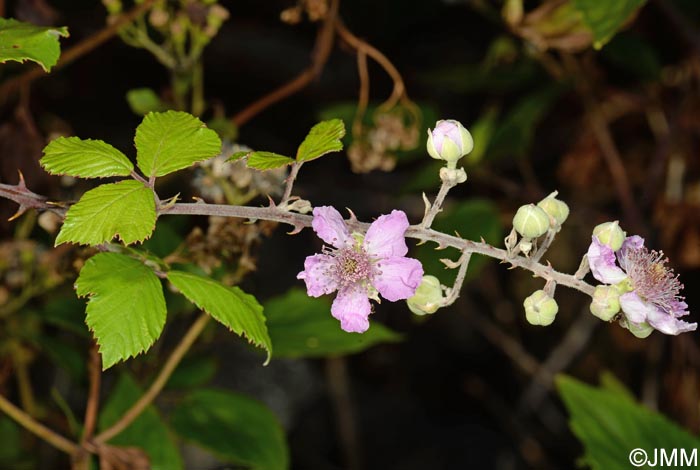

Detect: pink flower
[297,206,424,333]
[588,235,696,335]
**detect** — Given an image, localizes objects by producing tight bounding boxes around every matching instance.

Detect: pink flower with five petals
[587,235,696,335]
[297,206,424,333]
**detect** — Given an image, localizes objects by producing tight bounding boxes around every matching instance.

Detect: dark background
[2,0,700,469]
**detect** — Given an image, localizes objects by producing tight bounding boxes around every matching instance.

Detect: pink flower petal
[297,254,338,297]
[670,300,690,318]
[331,285,371,333]
[312,206,350,248]
[364,210,409,258]
[646,305,697,335]
[619,291,652,324]
[432,120,462,153]
[617,235,645,270]
[588,237,627,284]
[373,256,424,302]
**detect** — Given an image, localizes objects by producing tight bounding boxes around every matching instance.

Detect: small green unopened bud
[407,275,443,315]
[620,318,654,339]
[590,285,620,321]
[523,290,558,326]
[537,191,569,227]
[513,204,549,239]
[593,221,626,251]
[427,120,473,167]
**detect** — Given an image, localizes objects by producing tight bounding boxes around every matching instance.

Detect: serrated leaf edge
[40,137,134,178]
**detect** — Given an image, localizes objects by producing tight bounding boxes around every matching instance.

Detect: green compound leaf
[265,289,401,358]
[99,374,183,470]
[296,118,345,163]
[41,137,133,178]
[247,151,294,170]
[76,253,167,370]
[55,180,156,246]
[557,374,700,470]
[171,389,288,470]
[572,0,646,49]
[0,18,68,72]
[135,111,221,177]
[167,271,272,363]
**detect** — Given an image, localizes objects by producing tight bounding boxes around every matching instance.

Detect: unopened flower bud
[512,204,549,239]
[590,285,620,321]
[620,318,654,339]
[427,120,474,167]
[439,166,467,186]
[537,191,569,227]
[523,290,558,326]
[593,221,626,251]
[407,275,443,315]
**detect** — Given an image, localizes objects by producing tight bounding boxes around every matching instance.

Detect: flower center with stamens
[622,246,684,311]
[331,246,372,287]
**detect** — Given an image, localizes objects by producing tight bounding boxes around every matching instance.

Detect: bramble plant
[1,1,699,469]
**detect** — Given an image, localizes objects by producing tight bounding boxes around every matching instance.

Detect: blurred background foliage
[2,0,700,469]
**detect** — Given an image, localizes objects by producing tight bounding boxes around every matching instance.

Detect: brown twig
[517,310,600,413]
[231,0,339,127]
[560,55,644,232]
[653,0,700,56]
[325,357,362,470]
[0,393,78,455]
[93,313,210,444]
[352,49,370,138]
[335,20,405,110]
[81,342,101,444]
[0,0,157,103]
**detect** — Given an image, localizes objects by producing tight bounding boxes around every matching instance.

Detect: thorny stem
[0,177,596,297]
[158,202,595,296]
[280,162,303,205]
[441,252,472,307]
[93,313,210,445]
[421,180,456,229]
[0,393,78,455]
[0,0,157,103]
